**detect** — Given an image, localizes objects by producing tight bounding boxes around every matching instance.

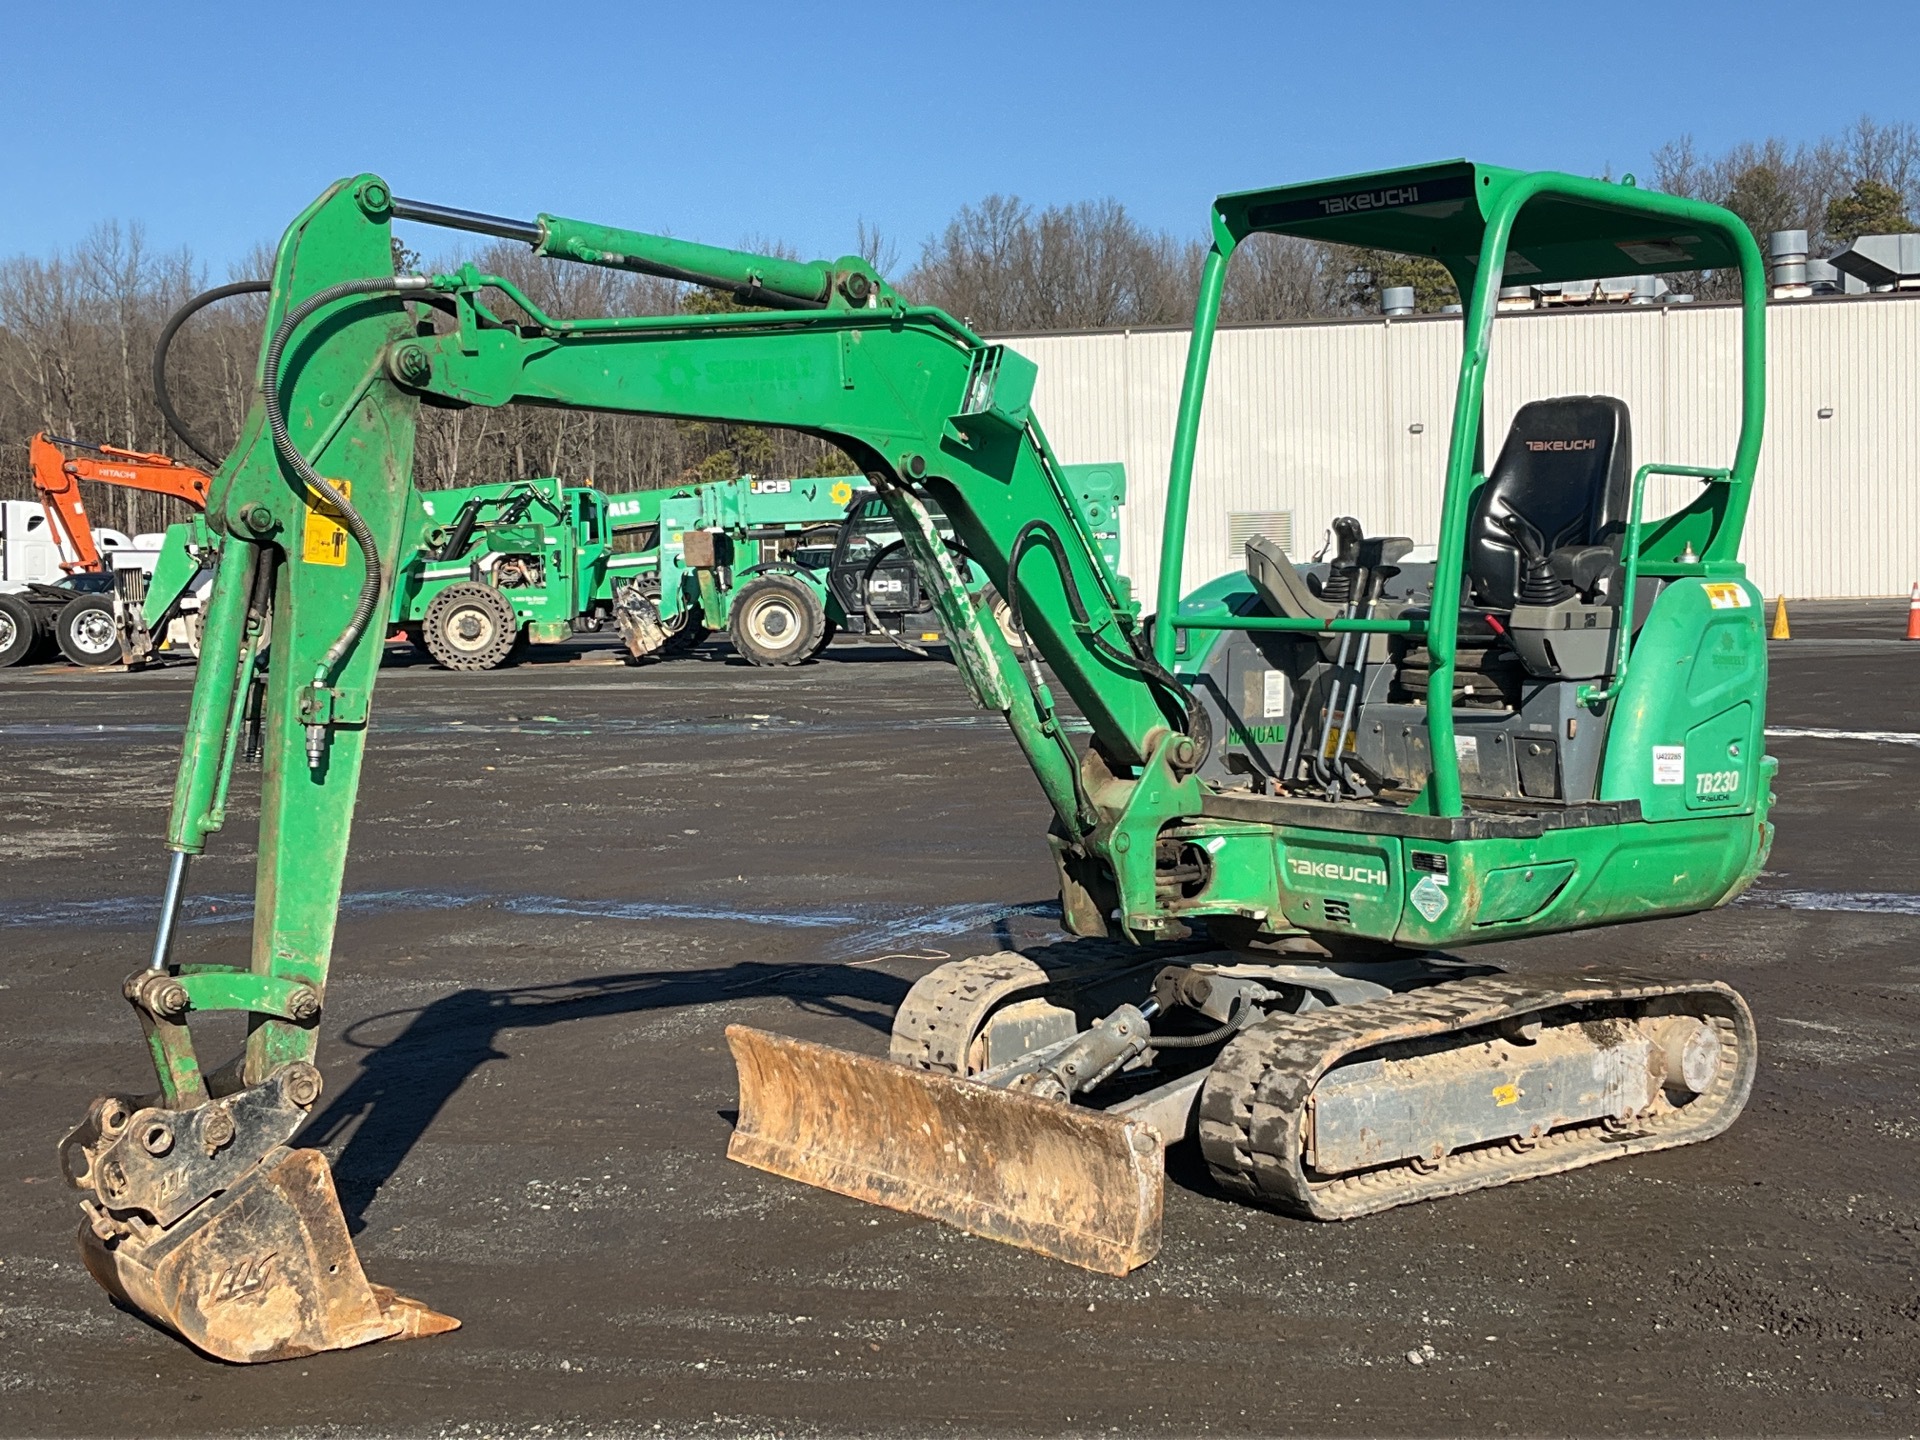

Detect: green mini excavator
[61,161,1772,1362]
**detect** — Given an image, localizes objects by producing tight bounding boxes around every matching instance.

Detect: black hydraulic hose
[152,279,271,466]
[1004,519,1211,760]
[259,274,429,682]
[1150,996,1259,1049]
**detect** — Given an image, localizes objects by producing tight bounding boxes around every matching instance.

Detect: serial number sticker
[1704,583,1750,609]
[302,479,352,567]
[1492,1083,1520,1107]
[1653,745,1686,785]
[1454,734,1480,775]
[1262,668,1289,719]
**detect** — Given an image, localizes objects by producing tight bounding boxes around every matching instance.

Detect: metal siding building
[1005,294,1920,604]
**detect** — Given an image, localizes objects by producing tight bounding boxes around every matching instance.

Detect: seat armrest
[1246,535,1336,621]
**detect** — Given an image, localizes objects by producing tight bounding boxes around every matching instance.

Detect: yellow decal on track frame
[1703,582,1749,610]
[302,480,352,567]
[1492,1083,1520,1107]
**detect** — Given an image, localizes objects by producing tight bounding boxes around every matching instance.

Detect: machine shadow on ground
[301,959,916,1233]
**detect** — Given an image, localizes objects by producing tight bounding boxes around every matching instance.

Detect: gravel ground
[0,614,1915,1437]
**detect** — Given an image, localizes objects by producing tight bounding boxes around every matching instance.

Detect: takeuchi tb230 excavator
[62,161,1773,1363]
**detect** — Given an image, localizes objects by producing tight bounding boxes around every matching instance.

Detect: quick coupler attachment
[60,1064,458,1362]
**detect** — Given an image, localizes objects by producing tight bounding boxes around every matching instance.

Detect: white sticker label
[1703,582,1750,610]
[1653,745,1686,785]
[1262,669,1289,718]
[1410,874,1450,922]
[1454,734,1480,775]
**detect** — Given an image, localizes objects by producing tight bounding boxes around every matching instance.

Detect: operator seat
[1465,395,1632,611]
[1398,396,1632,706]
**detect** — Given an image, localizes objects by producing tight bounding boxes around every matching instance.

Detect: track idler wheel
[60,1065,457,1363]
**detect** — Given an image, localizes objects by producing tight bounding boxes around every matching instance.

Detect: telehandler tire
[56,595,120,667]
[664,618,712,656]
[729,574,826,666]
[0,594,38,667]
[422,583,520,671]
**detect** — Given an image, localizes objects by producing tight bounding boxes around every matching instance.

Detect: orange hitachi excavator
[31,431,211,573]
[9,432,211,666]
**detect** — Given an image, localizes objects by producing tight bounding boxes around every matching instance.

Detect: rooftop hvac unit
[1828,233,1920,291]
[1228,509,1293,563]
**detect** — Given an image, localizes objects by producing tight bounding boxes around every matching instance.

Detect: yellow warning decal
[829,480,854,506]
[1703,582,1750,610]
[302,480,352,567]
[1492,1083,1520,1107]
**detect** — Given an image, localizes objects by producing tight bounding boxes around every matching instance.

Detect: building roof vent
[1381,286,1415,317]
[1828,233,1920,291]
[1769,230,1810,298]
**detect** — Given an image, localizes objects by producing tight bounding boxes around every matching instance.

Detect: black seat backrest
[1465,396,1632,611]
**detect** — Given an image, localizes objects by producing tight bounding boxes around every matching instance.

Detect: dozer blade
[77,1146,459,1364]
[726,1024,1163,1276]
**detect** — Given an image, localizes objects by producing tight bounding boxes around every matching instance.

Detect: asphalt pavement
[1,619,1916,1437]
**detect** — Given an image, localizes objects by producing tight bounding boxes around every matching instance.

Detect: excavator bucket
[63,1082,460,1364]
[726,1025,1163,1275]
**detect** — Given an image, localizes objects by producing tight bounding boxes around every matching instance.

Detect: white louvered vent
[1227,510,1293,563]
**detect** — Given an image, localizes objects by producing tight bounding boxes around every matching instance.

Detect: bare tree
[1651,116,1920,295]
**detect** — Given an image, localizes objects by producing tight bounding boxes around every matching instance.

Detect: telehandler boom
[64,163,1771,1362]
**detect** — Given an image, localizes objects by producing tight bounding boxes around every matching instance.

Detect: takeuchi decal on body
[1287,857,1389,887]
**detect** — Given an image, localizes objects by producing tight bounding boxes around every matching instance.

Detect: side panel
[1599,575,1768,822]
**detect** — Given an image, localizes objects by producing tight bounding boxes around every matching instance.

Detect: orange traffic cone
[1770,595,1791,640]
[1906,583,1920,641]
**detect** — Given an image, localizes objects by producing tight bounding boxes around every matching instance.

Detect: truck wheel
[422,583,519,670]
[56,595,121,667]
[729,575,826,666]
[0,594,37,667]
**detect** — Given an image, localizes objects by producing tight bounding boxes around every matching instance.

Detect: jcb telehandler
[62,162,1770,1362]
[619,464,1124,664]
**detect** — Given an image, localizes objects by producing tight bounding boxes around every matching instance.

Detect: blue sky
[6,0,1914,275]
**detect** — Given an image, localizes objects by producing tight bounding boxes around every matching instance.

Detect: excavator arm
[29,431,211,573]
[60,175,1202,1360]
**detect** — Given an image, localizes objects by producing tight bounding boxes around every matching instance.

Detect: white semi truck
[0,499,153,666]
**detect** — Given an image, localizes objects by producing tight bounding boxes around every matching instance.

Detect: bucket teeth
[726,1024,1163,1276]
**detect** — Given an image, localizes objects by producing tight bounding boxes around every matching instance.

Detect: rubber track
[1196,969,1756,1220]
[888,953,1050,1073]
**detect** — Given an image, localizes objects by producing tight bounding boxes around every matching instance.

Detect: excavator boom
[66,165,1774,1358]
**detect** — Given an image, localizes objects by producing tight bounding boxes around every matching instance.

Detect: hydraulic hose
[152,280,271,466]
[1003,519,1212,761]
[1149,996,1258,1049]
[258,275,428,685]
